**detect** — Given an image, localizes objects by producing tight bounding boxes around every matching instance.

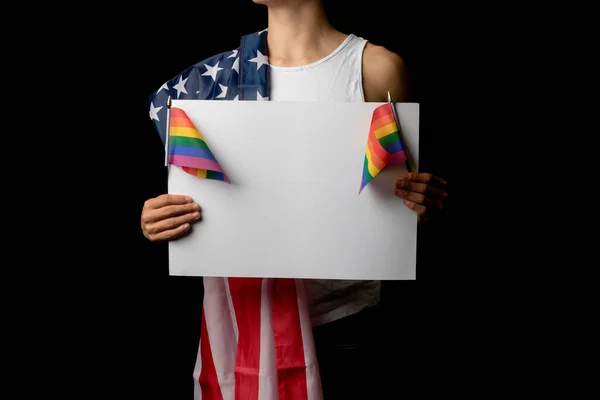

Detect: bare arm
[361,43,411,103]
[362,43,447,224]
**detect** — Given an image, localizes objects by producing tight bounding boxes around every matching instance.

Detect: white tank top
[269,34,381,327]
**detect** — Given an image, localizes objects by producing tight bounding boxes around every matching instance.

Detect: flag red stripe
[372,102,393,120]
[199,307,225,400]
[170,116,198,129]
[170,107,191,119]
[228,277,263,400]
[368,128,390,162]
[272,278,309,400]
[369,109,395,131]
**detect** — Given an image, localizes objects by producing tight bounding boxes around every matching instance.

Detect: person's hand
[394,172,448,224]
[141,194,202,241]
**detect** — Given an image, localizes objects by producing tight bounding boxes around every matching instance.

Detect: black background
[74,1,473,398]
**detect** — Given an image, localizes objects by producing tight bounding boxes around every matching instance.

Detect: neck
[264,1,346,67]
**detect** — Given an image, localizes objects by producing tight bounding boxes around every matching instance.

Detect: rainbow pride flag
[168,107,230,183]
[359,103,407,193]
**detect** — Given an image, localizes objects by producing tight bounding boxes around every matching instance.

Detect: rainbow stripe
[359,103,407,193]
[168,107,230,183]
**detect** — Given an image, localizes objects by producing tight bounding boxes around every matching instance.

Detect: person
[141,0,448,398]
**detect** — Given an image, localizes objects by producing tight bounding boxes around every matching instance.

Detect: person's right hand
[141,194,202,242]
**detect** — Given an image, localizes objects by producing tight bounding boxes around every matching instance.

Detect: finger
[426,186,448,200]
[395,179,427,194]
[400,172,448,189]
[143,202,201,224]
[396,180,448,199]
[145,194,193,210]
[396,187,446,211]
[145,212,201,235]
[395,188,427,205]
[401,199,426,216]
[149,222,191,242]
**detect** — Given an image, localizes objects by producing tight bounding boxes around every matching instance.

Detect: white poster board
[168,100,419,280]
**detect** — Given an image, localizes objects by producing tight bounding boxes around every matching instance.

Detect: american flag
[149,29,270,146]
[148,29,323,400]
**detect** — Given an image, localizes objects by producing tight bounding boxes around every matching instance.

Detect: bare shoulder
[362,43,411,102]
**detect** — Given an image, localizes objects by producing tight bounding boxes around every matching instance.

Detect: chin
[252,0,307,5]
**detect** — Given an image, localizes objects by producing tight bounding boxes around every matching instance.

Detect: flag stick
[164,95,172,167]
[388,91,412,173]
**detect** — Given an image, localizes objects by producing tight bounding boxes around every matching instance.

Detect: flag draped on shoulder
[149,29,269,145]
[148,29,323,400]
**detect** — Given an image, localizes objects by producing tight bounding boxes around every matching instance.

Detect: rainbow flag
[168,107,230,183]
[359,103,407,193]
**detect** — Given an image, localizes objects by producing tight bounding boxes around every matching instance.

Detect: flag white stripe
[258,279,278,400]
[224,278,239,342]
[208,277,237,400]
[193,310,204,400]
[295,280,323,400]
[192,277,239,400]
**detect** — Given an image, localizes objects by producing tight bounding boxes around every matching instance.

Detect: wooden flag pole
[164,95,172,167]
[388,91,413,173]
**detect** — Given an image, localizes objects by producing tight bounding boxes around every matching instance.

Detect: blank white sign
[168,100,419,280]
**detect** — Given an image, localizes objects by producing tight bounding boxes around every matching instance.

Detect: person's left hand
[394,172,448,224]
